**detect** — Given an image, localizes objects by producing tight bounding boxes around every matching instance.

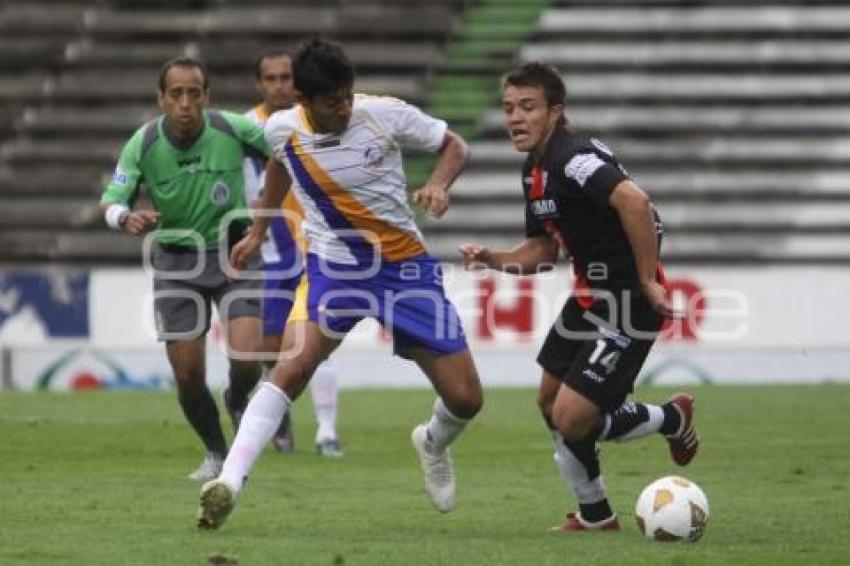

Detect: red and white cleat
[550,512,620,532]
[666,392,699,466]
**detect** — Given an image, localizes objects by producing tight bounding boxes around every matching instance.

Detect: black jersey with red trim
[522,126,663,293]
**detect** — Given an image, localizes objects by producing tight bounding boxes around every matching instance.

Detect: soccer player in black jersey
[460,62,699,532]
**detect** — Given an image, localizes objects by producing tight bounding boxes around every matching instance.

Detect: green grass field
[1,385,849,565]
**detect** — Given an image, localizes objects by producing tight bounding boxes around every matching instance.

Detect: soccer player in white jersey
[198,38,483,529]
[241,48,343,457]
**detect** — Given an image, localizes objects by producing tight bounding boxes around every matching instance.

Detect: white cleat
[197,479,237,530]
[187,452,224,482]
[411,424,456,512]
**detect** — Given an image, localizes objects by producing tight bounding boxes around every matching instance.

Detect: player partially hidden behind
[99,57,267,482]
[244,47,342,457]
[196,38,483,530]
[460,62,699,532]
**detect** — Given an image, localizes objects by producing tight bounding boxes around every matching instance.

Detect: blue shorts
[262,269,301,337]
[290,253,468,359]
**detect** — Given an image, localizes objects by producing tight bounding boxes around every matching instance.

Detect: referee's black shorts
[537,291,664,412]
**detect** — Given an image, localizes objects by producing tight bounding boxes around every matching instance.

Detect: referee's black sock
[178,386,227,456]
[226,363,262,411]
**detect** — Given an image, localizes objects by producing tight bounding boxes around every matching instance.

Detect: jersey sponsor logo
[530,199,557,216]
[210,181,230,206]
[582,368,605,383]
[565,153,605,188]
[112,167,128,186]
[177,155,201,167]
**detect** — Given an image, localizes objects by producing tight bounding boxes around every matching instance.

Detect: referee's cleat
[411,425,455,512]
[551,512,620,532]
[188,452,224,482]
[197,479,237,530]
[666,393,699,466]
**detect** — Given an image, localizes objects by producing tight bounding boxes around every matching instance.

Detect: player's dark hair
[292,38,355,100]
[158,56,209,91]
[502,62,567,125]
[253,47,293,79]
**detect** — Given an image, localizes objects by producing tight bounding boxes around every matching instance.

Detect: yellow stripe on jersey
[252,104,270,122]
[282,191,307,253]
[298,106,314,134]
[289,133,426,262]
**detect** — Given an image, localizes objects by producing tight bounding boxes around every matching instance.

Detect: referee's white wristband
[105,204,130,230]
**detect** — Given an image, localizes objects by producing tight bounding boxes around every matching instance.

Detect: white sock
[552,432,608,504]
[425,397,469,452]
[219,381,291,493]
[310,361,339,443]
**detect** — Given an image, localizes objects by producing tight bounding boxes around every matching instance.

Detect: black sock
[602,402,650,440]
[561,436,613,522]
[226,364,261,411]
[178,386,227,456]
[660,402,682,436]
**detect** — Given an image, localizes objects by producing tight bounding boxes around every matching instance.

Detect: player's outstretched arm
[459,236,557,274]
[412,130,469,218]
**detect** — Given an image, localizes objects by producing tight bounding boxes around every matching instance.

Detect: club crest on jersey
[210,181,230,206]
[363,143,385,168]
[112,167,128,186]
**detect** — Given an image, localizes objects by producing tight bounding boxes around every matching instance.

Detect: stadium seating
[423,0,850,264]
[2,0,850,265]
[0,0,462,264]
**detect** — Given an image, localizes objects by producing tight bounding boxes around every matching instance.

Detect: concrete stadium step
[46,71,424,105]
[452,170,850,198]
[0,4,87,35]
[422,232,850,265]
[16,105,157,137]
[0,73,49,102]
[537,6,850,36]
[427,201,850,232]
[0,165,104,196]
[2,139,119,166]
[83,6,454,39]
[466,137,850,168]
[522,73,850,103]
[0,38,68,70]
[521,40,850,70]
[478,105,850,136]
[65,39,443,71]
[0,229,143,263]
[0,198,101,228]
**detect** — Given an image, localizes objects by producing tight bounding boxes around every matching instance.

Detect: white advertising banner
[3,266,850,390]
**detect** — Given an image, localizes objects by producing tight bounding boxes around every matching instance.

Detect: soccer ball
[634,475,709,542]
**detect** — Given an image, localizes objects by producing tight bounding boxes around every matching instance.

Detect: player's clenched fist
[123,210,160,235]
[412,185,450,218]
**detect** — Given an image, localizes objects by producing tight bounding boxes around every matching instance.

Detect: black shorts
[152,244,262,341]
[537,291,663,412]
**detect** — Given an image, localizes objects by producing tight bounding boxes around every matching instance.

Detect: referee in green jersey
[99,57,269,481]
